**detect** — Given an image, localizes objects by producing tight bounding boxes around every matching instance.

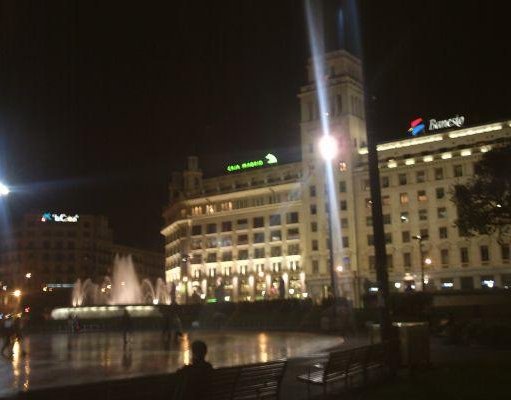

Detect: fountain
[51,255,173,320]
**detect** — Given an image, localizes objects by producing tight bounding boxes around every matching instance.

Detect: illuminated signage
[408,118,425,136]
[226,153,278,172]
[408,115,465,136]
[41,213,80,223]
[429,115,465,131]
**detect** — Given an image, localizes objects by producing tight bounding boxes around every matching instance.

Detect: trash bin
[369,321,429,368]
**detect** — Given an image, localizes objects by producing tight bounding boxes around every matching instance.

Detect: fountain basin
[51,305,163,320]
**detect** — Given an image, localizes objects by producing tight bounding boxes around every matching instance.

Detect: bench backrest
[232,360,287,400]
[324,349,352,380]
[202,366,241,400]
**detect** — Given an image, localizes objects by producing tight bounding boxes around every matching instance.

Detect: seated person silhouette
[173,340,213,400]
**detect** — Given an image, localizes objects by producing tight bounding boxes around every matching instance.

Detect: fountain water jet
[71,255,171,306]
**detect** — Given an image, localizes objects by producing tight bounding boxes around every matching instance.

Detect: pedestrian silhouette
[173,340,213,400]
[121,308,132,348]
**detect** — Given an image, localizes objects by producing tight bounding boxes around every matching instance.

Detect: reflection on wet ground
[0,330,343,396]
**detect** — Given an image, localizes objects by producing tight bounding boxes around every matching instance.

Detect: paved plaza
[0,330,343,397]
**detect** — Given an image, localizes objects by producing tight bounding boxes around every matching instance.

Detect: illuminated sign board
[408,115,465,136]
[408,118,425,136]
[41,213,80,223]
[226,153,278,172]
[429,115,465,131]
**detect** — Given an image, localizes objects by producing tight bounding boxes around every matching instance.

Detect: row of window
[368,245,510,270]
[189,191,301,217]
[189,260,302,278]
[365,187,448,209]
[190,245,300,264]
[382,147,491,170]
[191,213,300,236]
[374,165,464,189]
[190,229,300,250]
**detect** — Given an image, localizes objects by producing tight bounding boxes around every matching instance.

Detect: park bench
[201,360,287,400]
[233,360,287,400]
[297,342,390,398]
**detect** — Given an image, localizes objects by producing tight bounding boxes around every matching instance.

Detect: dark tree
[453,142,511,243]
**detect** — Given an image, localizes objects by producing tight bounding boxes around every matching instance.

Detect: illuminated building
[162,48,511,305]
[0,214,164,296]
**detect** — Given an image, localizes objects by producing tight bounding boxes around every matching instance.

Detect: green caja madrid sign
[226,153,278,172]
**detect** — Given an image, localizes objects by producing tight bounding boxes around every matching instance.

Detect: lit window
[388,160,397,168]
[405,158,415,165]
[418,190,428,202]
[441,152,452,160]
[461,149,472,156]
[437,207,447,219]
[339,162,347,172]
[423,155,434,162]
[400,193,409,204]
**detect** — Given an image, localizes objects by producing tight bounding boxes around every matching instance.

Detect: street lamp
[318,135,338,160]
[318,134,340,316]
[0,182,9,197]
[412,235,429,290]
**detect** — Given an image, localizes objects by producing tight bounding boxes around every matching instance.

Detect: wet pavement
[0,330,343,397]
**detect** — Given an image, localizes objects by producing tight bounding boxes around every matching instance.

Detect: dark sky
[0,0,509,251]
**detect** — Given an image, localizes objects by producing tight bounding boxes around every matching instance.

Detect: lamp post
[412,235,429,290]
[0,182,9,197]
[318,135,340,320]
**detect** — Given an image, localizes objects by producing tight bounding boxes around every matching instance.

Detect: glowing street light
[0,182,9,197]
[13,289,22,298]
[25,272,32,279]
[318,135,338,161]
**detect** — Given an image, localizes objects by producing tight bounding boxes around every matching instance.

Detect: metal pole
[419,239,425,291]
[325,181,339,325]
[367,134,392,342]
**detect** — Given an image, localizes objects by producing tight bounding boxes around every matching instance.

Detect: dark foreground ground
[2,331,510,400]
[290,337,511,400]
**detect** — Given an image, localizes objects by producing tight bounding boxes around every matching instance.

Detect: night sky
[0,0,509,251]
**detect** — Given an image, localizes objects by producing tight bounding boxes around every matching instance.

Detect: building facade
[162,49,511,305]
[0,213,164,301]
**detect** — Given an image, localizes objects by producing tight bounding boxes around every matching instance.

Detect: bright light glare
[152,299,159,305]
[394,282,402,289]
[424,258,433,265]
[318,135,338,161]
[25,273,32,279]
[0,182,9,196]
[13,289,22,298]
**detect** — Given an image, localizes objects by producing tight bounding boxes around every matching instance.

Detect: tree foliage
[453,142,511,243]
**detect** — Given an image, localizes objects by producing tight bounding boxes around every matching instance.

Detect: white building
[161,49,511,305]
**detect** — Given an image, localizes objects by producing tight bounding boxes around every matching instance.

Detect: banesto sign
[408,115,465,136]
[429,115,465,131]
